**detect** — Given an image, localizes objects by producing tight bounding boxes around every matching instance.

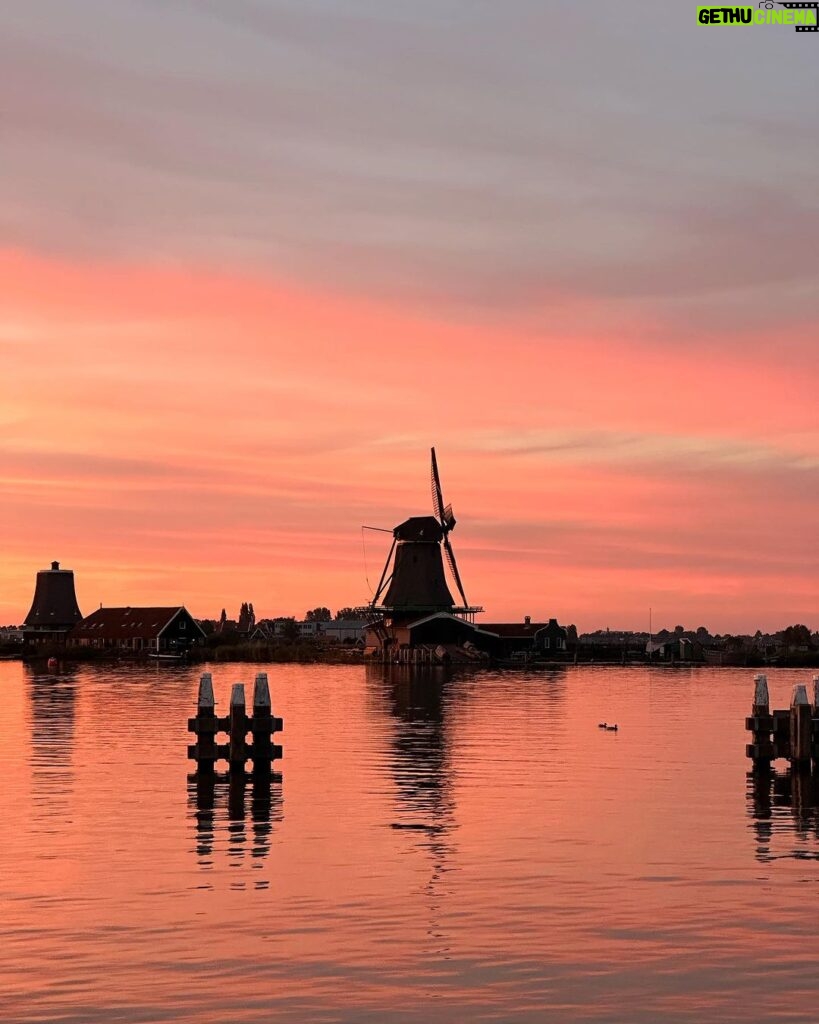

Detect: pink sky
[1,4,817,632]
[1,247,816,632]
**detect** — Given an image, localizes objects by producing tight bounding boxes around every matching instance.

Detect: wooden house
[69,606,205,653]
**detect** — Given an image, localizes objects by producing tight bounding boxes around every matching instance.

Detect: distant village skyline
[1,558,814,639]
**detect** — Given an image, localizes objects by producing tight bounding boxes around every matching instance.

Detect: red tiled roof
[70,606,192,641]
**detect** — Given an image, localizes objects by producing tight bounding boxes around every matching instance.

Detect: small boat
[147,653,185,663]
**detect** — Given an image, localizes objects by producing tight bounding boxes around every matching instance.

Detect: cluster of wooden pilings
[391,644,448,665]
[746,674,819,769]
[187,672,283,775]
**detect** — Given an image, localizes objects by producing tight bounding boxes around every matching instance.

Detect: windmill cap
[393,516,444,542]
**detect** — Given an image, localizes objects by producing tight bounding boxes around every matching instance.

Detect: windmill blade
[430,447,445,524]
[443,534,469,608]
[442,502,456,531]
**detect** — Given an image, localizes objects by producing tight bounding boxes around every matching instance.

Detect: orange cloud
[1,248,817,632]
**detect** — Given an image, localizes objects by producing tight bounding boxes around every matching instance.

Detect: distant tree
[674,625,684,635]
[305,607,332,622]
[783,624,813,649]
[197,619,217,636]
[281,619,301,641]
[335,606,370,620]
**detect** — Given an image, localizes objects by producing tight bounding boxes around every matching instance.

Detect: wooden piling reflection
[747,764,819,863]
[188,769,282,869]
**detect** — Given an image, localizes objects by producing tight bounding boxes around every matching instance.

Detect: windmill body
[367,449,485,662]
[381,516,455,613]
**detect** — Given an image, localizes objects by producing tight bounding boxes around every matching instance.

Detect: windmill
[368,448,480,623]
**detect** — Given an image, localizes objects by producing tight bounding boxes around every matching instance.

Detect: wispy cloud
[1,1,817,328]
[468,429,819,474]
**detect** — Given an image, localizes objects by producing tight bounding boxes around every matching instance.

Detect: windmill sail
[443,534,469,608]
[430,447,465,604]
[431,447,445,523]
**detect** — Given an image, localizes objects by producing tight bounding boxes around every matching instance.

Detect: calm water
[2,661,818,1023]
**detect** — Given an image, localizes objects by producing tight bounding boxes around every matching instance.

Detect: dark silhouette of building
[23,561,83,646]
[381,516,457,611]
[68,606,205,653]
[480,616,573,659]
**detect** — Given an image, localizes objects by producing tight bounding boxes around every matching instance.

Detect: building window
[543,637,550,650]
[180,619,187,631]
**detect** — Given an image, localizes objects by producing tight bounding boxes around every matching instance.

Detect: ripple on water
[1,662,819,1022]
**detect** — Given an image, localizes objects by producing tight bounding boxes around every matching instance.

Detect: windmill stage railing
[187,672,283,775]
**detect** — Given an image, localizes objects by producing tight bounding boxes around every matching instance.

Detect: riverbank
[15,646,819,671]
[19,642,367,668]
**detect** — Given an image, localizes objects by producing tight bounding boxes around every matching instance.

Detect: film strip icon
[776,2,819,32]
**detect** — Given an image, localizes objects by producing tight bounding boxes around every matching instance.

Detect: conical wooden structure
[23,561,83,646]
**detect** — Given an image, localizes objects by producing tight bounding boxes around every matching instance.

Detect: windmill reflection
[188,771,282,881]
[370,663,460,952]
[747,766,819,863]
[27,665,77,828]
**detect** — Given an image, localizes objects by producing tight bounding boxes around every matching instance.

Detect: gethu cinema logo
[697,3,818,27]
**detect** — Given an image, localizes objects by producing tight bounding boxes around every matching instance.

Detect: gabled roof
[481,622,547,638]
[70,606,205,641]
[481,620,566,638]
[405,612,499,638]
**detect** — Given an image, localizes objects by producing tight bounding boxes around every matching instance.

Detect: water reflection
[369,664,459,955]
[747,766,819,862]
[188,772,283,883]
[27,665,77,829]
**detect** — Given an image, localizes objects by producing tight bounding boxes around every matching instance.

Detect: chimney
[524,615,531,626]
[51,561,60,571]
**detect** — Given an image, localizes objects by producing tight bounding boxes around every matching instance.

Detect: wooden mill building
[23,561,83,646]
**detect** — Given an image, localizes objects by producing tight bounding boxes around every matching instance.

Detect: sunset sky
[1,1,817,631]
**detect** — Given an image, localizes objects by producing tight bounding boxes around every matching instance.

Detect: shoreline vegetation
[6,641,819,669]
[3,641,366,666]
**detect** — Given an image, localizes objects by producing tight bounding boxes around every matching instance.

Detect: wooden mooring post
[746,674,774,768]
[791,684,812,767]
[191,672,217,773]
[745,675,819,770]
[188,672,283,775]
